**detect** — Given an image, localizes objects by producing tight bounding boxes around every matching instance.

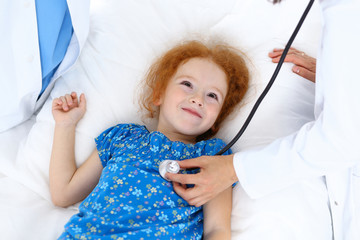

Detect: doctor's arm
[167,1,360,204]
[234,0,360,198]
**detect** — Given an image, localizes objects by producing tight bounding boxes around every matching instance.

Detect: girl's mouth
[182,108,202,118]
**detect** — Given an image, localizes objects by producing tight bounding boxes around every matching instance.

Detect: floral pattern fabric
[58,124,230,240]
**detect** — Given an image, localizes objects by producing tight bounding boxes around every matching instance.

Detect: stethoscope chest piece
[159,160,180,181]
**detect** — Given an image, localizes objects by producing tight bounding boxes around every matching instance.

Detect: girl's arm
[49,92,103,207]
[203,187,232,240]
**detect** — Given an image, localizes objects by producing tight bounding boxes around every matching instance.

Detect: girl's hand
[52,92,86,126]
[269,47,316,83]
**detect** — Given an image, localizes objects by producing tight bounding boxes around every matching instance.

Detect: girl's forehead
[175,58,227,82]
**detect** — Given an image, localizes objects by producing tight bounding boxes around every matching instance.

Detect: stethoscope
[160,0,315,179]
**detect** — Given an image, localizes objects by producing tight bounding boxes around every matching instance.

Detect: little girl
[50,40,249,239]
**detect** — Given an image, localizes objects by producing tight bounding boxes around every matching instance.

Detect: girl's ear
[153,95,163,106]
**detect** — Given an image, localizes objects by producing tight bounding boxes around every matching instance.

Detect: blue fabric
[35,0,73,96]
[58,124,231,240]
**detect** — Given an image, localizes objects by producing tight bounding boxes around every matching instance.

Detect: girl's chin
[176,129,206,139]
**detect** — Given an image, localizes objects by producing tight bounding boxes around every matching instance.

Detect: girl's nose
[190,95,203,107]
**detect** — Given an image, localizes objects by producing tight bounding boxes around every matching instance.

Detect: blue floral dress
[58,124,231,240]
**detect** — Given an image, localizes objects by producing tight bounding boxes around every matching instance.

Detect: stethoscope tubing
[216,0,315,155]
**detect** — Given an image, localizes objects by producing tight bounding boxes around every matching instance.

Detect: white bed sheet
[0,0,323,239]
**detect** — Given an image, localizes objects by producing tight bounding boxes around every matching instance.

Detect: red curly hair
[140,40,250,141]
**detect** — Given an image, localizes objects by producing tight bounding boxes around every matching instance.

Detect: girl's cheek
[205,98,221,108]
[207,103,222,115]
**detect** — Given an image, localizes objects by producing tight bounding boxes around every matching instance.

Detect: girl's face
[156,57,228,143]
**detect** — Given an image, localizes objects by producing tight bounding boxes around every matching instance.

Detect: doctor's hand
[52,92,86,126]
[166,154,237,207]
[269,47,316,83]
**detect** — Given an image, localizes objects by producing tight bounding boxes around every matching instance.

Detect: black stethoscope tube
[216,0,315,155]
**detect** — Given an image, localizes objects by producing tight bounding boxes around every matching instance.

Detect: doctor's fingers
[172,182,212,207]
[166,171,202,185]
[285,53,316,71]
[270,49,316,69]
[176,156,212,170]
[285,54,316,82]
[271,54,316,81]
[292,65,316,83]
[269,47,302,58]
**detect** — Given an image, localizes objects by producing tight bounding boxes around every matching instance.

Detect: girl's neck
[156,127,197,144]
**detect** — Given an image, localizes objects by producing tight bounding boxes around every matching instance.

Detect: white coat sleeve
[234,0,360,199]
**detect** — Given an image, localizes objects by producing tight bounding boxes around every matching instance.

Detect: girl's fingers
[53,98,62,106]
[60,96,69,111]
[52,98,64,111]
[71,92,79,105]
[79,93,86,110]
[65,94,73,106]
[52,92,86,112]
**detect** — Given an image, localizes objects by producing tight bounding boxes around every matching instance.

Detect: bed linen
[0,0,323,239]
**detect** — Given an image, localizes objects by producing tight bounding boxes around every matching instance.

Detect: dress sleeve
[218,139,232,156]
[204,138,232,156]
[95,124,129,167]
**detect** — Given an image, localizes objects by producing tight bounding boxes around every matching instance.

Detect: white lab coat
[234,0,360,239]
[0,0,90,132]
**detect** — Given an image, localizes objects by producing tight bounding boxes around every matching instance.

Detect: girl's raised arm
[49,92,103,207]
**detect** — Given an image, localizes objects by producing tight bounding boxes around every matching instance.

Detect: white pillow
[15,0,322,238]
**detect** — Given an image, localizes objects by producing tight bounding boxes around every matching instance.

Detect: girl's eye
[207,92,218,100]
[181,81,192,88]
